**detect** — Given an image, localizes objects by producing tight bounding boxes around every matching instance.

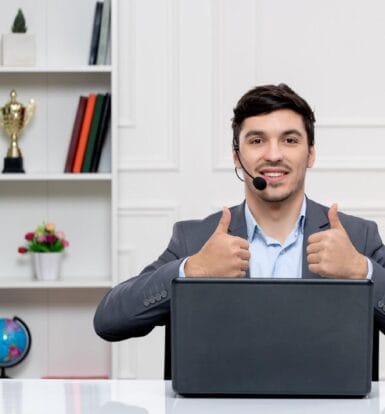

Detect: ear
[307,146,315,168]
[232,149,241,168]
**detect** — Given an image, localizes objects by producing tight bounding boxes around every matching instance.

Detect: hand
[306,203,367,279]
[185,207,250,277]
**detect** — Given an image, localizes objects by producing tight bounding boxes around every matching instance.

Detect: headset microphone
[233,141,267,191]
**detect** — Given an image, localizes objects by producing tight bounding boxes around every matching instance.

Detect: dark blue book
[89,2,103,65]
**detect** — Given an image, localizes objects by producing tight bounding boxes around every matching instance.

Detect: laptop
[171,278,373,397]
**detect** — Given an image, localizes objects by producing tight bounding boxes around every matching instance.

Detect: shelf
[0,173,112,182]
[0,278,113,289]
[0,66,112,74]
[0,0,117,379]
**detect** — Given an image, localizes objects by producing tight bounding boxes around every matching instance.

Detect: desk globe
[0,317,31,378]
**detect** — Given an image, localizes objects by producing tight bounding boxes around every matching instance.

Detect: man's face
[233,109,315,203]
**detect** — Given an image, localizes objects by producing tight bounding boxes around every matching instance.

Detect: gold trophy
[0,90,35,173]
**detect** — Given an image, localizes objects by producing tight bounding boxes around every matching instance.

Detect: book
[64,96,87,173]
[90,93,111,172]
[89,2,103,65]
[72,94,97,173]
[96,0,111,65]
[81,94,105,172]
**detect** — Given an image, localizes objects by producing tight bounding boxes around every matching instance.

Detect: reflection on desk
[0,380,384,414]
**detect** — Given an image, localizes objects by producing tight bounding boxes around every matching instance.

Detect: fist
[185,207,250,277]
[306,203,367,279]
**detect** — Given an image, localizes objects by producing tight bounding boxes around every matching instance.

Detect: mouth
[259,168,289,184]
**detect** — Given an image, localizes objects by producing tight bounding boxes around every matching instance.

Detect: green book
[81,94,105,172]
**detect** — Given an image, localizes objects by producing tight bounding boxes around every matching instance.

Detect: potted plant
[18,223,69,280]
[2,9,36,66]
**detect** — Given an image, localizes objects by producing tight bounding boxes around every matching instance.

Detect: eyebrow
[244,129,304,138]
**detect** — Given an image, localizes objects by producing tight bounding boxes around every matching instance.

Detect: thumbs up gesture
[185,207,250,277]
[307,204,367,279]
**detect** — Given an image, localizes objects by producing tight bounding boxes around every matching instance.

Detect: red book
[64,96,87,172]
[72,94,97,173]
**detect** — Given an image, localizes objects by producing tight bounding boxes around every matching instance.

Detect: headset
[232,136,267,191]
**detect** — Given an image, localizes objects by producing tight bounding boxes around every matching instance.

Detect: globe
[0,317,31,378]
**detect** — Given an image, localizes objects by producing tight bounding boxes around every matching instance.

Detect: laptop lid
[171,278,373,397]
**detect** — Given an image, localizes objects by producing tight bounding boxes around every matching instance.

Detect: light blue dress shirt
[245,199,306,278]
[179,199,372,278]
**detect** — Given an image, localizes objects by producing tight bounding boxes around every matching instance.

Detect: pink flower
[37,235,45,243]
[56,231,65,240]
[18,247,27,254]
[63,240,69,247]
[25,232,34,241]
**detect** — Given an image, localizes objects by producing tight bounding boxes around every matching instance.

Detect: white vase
[2,33,36,66]
[33,252,62,281]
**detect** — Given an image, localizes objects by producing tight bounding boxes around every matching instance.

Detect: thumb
[215,207,231,234]
[328,203,343,230]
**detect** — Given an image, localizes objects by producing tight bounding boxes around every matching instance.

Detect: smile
[260,169,289,183]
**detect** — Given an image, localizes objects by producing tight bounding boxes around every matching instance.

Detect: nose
[263,141,283,163]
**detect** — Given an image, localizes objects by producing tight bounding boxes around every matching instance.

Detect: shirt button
[378,300,385,309]
[143,299,149,307]
[149,297,156,304]
[161,290,168,298]
[155,293,162,301]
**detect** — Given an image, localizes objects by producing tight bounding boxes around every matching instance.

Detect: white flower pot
[2,33,36,66]
[33,252,62,281]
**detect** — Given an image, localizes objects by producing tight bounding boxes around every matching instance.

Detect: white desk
[0,379,384,414]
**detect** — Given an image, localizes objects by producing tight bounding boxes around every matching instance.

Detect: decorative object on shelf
[18,223,69,281]
[0,89,35,173]
[32,252,63,281]
[0,316,31,378]
[2,9,36,66]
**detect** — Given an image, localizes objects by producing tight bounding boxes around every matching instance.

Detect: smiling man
[94,83,385,378]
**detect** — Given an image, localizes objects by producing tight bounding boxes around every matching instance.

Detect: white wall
[116,0,385,378]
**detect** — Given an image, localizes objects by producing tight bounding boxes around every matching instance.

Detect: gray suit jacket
[94,197,385,343]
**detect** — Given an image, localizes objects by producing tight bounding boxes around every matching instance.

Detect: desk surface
[0,379,384,414]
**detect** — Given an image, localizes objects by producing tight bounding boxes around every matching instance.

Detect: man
[94,83,385,379]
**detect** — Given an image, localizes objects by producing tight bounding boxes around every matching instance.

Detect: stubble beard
[247,179,305,205]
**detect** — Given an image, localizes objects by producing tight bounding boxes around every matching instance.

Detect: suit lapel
[302,198,330,279]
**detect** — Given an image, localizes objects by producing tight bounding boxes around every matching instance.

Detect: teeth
[264,172,284,177]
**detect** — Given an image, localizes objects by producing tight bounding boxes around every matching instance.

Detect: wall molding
[118,204,179,219]
[118,0,136,125]
[117,203,179,279]
[313,156,385,171]
[118,119,136,128]
[210,0,257,172]
[118,0,180,171]
[316,120,385,128]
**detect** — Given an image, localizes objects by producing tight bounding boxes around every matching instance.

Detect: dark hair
[232,83,315,147]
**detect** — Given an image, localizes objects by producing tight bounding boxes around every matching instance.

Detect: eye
[285,136,299,144]
[250,136,262,144]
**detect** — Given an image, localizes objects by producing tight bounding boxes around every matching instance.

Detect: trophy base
[2,157,25,173]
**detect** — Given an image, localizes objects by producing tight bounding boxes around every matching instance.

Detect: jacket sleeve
[93,221,188,341]
[365,220,385,332]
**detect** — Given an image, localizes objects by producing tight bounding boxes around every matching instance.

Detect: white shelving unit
[0,0,117,378]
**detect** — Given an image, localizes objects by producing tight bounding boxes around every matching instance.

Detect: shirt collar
[245,198,307,243]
